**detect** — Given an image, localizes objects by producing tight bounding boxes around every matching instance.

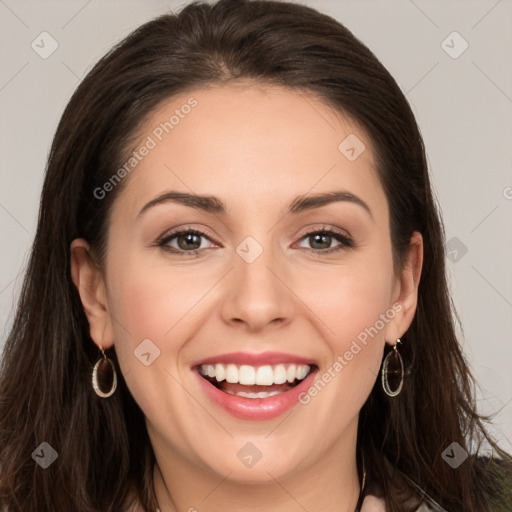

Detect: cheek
[106,252,209,348]
[104,250,223,409]
[300,258,394,348]
[104,258,200,437]
[295,253,394,405]
[101,252,189,406]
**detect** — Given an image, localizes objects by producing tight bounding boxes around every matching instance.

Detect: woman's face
[72,83,422,484]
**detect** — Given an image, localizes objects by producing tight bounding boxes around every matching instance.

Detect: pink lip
[194,351,316,367]
[194,364,318,421]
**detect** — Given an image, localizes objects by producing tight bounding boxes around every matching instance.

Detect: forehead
[112,83,385,220]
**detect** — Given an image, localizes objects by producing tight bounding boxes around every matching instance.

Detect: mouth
[197,362,315,398]
[193,354,318,421]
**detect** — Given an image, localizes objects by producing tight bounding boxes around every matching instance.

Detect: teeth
[273,364,288,384]
[287,364,296,383]
[255,365,274,385]
[199,363,311,386]
[225,364,238,383]
[239,365,256,385]
[297,364,309,380]
[215,363,225,382]
[224,390,282,398]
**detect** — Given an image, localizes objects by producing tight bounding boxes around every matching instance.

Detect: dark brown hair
[0,0,510,510]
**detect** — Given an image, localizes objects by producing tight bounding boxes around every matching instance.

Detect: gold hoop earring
[381,338,404,397]
[92,346,117,398]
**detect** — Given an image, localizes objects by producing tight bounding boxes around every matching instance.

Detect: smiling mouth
[197,363,316,398]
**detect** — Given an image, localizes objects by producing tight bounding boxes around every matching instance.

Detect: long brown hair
[0,0,510,510]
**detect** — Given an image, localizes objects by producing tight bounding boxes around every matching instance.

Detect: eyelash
[156,225,355,256]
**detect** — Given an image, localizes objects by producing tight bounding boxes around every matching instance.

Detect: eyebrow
[137,190,373,220]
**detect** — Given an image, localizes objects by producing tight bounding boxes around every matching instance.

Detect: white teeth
[286,364,296,383]
[273,364,288,384]
[255,366,274,385]
[224,390,282,398]
[239,365,256,385]
[199,363,311,386]
[297,365,309,380]
[225,364,238,383]
[215,363,225,382]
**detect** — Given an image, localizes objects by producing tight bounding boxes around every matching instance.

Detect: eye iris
[178,233,201,250]
[310,233,331,250]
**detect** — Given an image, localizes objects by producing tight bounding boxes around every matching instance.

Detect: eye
[296,226,354,253]
[157,228,216,254]
[156,225,354,256]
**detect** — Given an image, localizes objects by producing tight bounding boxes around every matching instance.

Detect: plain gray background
[1,0,511,449]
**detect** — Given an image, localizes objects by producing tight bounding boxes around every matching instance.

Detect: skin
[71,83,423,512]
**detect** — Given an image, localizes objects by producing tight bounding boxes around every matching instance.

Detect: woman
[0,0,510,510]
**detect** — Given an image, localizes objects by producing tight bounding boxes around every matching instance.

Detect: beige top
[361,495,433,511]
[360,495,387,511]
[154,496,433,512]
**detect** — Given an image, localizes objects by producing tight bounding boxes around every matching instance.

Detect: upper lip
[193,351,316,368]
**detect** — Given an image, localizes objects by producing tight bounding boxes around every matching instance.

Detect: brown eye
[297,229,354,253]
[308,233,334,250]
[158,229,214,254]
[176,232,202,251]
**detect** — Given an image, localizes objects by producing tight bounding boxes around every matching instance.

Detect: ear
[70,238,115,350]
[385,231,423,345]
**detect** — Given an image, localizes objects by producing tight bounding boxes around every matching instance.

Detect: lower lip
[194,368,317,421]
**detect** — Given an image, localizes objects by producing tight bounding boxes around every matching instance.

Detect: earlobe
[386,231,424,343]
[70,238,115,349]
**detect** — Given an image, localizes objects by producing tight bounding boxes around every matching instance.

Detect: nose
[220,239,295,333]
